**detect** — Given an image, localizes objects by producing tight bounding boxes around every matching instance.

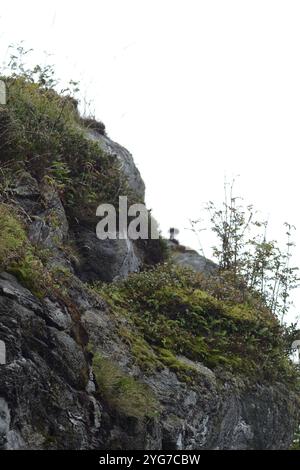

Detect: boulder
[168,241,217,276]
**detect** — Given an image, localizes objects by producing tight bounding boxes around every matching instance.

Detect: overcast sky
[0,1,299,322]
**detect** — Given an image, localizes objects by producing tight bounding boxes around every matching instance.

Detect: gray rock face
[28,182,71,270]
[74,227,141,282]
[0,268,298,449]
[10,171,41,214]
[86,129,145,201]
[13,160,144,282]
[0,272,102,449]
[10,171,141,281]
[168,241,218,276]
[145,367,298,450]
[11,171,40,198]
[0,397,10,447]
[0,340,5,365]
[29,183,69,247]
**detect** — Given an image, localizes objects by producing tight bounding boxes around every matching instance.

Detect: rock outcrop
[86,129,145,201]
[74,227,141,282]
[167,240,218,276]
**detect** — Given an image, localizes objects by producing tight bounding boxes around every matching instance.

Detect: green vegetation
[0,76,131,221]
[0,203,48,296]
[96,264,299,384]
[92,353,160,419]
[0,203,27,264]
[0,46,138,226]
[193,180,299,321]
[136,234,170,266]
[0,203,78,300]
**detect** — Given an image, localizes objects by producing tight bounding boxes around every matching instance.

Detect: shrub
[201,181,299,320]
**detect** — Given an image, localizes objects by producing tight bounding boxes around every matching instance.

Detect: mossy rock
[92,353,160,419]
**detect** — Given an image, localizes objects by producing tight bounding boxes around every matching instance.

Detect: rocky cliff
[0,77,299,449]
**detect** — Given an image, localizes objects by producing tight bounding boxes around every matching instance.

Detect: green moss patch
[92,353,160,419]
[0,203,27,264]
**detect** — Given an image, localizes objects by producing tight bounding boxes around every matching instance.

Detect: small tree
[206,179,254,277]
[194,180,299,321]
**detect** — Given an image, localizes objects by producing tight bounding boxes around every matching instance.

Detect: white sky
[0,0,299,322]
